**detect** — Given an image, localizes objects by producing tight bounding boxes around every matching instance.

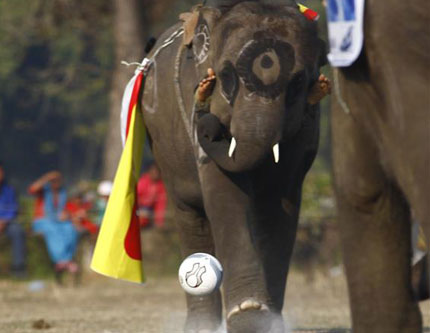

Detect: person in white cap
[95,180,112,225]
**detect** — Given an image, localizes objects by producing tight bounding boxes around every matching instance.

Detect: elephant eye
[252,50,281,86]
[285,70,306,106]
[219,61,239,106]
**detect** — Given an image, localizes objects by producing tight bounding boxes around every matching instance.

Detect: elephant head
[191,1,325,173]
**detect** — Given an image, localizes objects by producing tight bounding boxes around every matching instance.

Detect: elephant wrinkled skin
[141,1,325,332]
[331,0,430,332]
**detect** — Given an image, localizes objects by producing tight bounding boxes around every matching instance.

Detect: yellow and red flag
[91,70,146,284]
[298,4,320,21]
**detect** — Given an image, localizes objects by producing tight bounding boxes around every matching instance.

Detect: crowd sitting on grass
[1,161,167,279]
[0,168,111,278]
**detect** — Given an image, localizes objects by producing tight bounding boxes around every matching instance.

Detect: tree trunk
[103,0,145,179]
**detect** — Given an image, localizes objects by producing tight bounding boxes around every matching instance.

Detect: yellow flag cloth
[91,72,146,283]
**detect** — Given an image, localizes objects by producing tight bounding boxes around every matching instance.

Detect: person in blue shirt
[28,171,79,274]
[0,161,26,276]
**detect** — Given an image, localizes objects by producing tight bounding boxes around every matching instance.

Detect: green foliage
[0,0,114,190]
[302,166,335,221]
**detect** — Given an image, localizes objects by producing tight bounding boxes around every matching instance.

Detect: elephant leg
[410,193,430,303]
[402,157,430,302]
[332,107,422,332]
[174,202,222,333]
[412,254,430,301]
[336,185,422,332]
[199,163,288,333]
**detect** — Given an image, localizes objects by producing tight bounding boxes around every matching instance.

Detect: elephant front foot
[185,314,223,333]
[184,292,223,333]
[226,299,284,333]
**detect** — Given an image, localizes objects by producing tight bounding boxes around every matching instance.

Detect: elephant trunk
[197,106,283,172]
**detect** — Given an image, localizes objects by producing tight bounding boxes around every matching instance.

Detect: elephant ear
[180,7,221,67]
[179,10,200,47]
[188,7,221,66]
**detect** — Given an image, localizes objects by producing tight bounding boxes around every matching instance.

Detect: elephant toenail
[239,299,262,311]
[227,305,241,320]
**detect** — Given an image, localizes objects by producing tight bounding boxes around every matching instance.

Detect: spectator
[95,180,112,225]
[66,192,98,236]
[28,171,79,273]
[137,163,167,228]
[0,161,26,277]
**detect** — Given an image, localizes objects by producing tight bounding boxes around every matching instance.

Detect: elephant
[330,0,430,332]
[139,0,326,331]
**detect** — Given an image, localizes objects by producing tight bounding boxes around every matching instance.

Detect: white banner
[120,73,138,147]
[326,0,365,67]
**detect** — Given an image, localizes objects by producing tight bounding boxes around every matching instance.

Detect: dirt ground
[0,271,429,333]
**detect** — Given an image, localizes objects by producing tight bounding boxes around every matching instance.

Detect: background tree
[103,0,145,179]
[0,0,114,189]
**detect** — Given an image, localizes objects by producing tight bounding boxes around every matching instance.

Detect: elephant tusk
[273,143,279,163]
[228,137,237,158]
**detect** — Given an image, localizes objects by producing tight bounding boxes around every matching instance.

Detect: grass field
[0,270,429,333]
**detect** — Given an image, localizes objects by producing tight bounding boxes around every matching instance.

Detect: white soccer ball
[178,253,223,296]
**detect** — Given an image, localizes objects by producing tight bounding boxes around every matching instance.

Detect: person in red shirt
[137,163,167,228]
[65,193,98,236]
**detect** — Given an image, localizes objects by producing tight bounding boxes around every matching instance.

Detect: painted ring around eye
[236,37,295,99]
